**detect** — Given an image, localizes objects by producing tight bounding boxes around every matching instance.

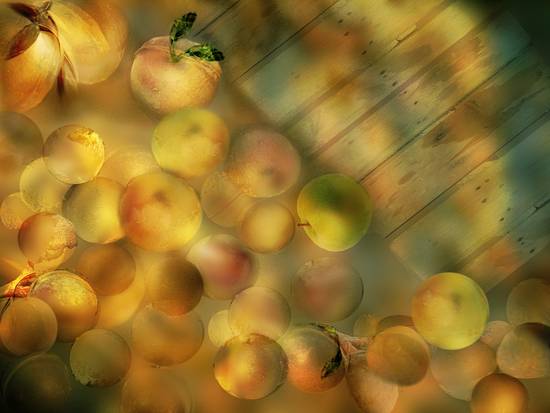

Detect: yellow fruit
[346,352,399,413]
[239,201,295,253]
[146,256,203,316]
[292,257,363,322]
[366,326,430,386]
[497,322,550,379]
[470,373,528,413]
[43,125,105,184]
[0,192,34,230]
[431,341,497,400]
[69,328,131,387]
[48,0,127,84]
[281,325,345,393]
[201,171,255,228]
[228,286,291,340]
[225,128,301,198]
[152,108,230,178]
[76,244,135,296]
[208,309,235,347]
[63,177,124,243]
[297,173,372,251]
[120,171,202,251]
[132,305,204,366]
[19,158,70,214]
[507,278,550,326]
[18,213,77,274]
[411,272,489,350]
[131,36,221,115]
[29,270,98,342]
[0,16,62,112]
[214,334,287,400]
[0,112,42,193]
[100,147,160,186]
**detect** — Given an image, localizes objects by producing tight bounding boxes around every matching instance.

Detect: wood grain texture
[389,113,550,278]
[237,0,449,126]
[198,0,340,81]
[313,11,530,180]
[287,0,497,156]
[366,48,550,237]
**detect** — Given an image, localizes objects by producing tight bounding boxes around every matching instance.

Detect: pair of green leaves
[169,12,224,63]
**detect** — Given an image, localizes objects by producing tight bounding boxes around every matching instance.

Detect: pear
[297,173,373,251]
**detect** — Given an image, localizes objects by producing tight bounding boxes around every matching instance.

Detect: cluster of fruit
[0,3,548,413]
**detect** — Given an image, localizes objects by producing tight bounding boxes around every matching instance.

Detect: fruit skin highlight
[411,272,489,350]
[297,173,373,251]
[152,108,230,178]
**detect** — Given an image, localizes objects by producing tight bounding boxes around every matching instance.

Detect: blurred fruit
[19,158,70,214]
[29,270,98,342]
[376,314,414,333]
[366,325,429,386]
[228,286,290,340]
[70,328,131,387]
[208,309,235,347]
[0,192,34,230]
[411,272,489,350]
[121,367,193,413]
[100,147,160,186]
[470,373,528,413]
[63,177,124,243]
[2,354,71,413]
[292,257,363,322]
[507,278,550,326]
[43,125,105,184]
[0,112,42,194]
[152,108,230,178]
[201,171,255,228]
[187,234,256,300]
[346,352,399,413]
[353,313,379,340]
[120,171,202,251]
[497,322,550,379]
[18,213,77,274]
[239,201,295,253]
[49,0,127,84]
[214,333,287,400]
[225,128,301,198]
[0,296,57,356]
[480,320,513,350]
[146,255,203,316]
[132,305,203,366]
[281,325,345,393]
[76,244,135,296]
[431,341,497,400]
[297,173,372,251]
[96,270,145,329]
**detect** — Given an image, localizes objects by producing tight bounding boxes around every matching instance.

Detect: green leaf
[184,43,224,62]
[170,12,197,43]
[321,348,343,378]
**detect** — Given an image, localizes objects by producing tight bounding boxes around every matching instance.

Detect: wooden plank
[313,11,530,179]
[389,113,550,278]
[286,0,501,154]
[462,196,550,291]
[237,0,450,125]
[198,0,340,81]
[365,48,550,237]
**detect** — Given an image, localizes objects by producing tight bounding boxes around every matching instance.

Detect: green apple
[297,173,373,251]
